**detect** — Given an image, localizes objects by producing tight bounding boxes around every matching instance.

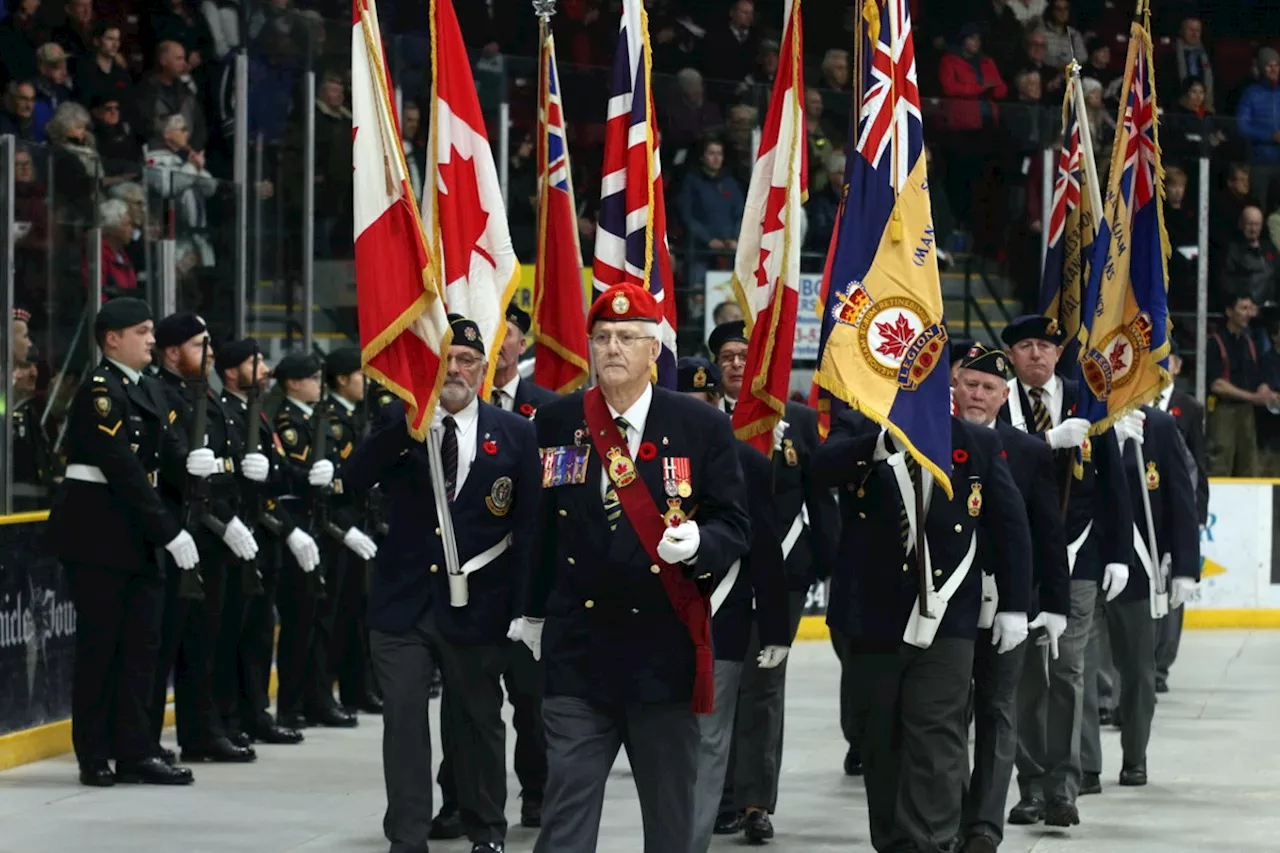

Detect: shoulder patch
[378,393,394,407]
[331,422,343,439]
[94,395,112,418]
[282,427,298,446]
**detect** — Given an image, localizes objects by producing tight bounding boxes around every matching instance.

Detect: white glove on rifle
[186,447,218,478]
[521,616,545,661]
[991,612,1029,654]
[772,419,790,452]
[757,645,789,669]
[1045,417,1090,451]
[1029,611,1068,659]
[657,519,700,564]
[309,459,334,487]
[221,516,259,561]
[240,452,270,483]
[507,618,524,642]
[1114,410,1145,448]
[1170,576,1199,609]
[286,528,320,573]
[343,527,378,560]
[1102,562,1129,601]
[165,530,200,570]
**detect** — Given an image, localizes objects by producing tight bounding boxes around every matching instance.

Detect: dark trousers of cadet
[962,629,1028,846]
[213,560,253,736]
[851,639,974,853]
[276,531,320,718]
[67,561,165,766]
[536,695,700,853]
[1016,578,1096,804]
[829,624,862,753]
[721,589,806,814]
[150,551,228,748]
[1107,599,1157,769]
[331,553,372,708]
[238,539,282,734]
[692,658,744,853]
[1155,606,1184,689]
[304,541,354,714]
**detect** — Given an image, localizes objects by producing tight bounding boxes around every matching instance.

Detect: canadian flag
[421,0,521,393]
[730,0,807,456]
[352,0,451,439]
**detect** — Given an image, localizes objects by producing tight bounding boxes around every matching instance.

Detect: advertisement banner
[1194,482,1276,610]
[704,271,824,361]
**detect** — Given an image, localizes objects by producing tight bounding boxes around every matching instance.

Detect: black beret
[448,313,485,355]
[214,337,259,375]
[505,302,531,336]
[273,351,321,381]
[154,312,207,349]
[94,296,152,337]
[325,346,363,381]
[1000,314,1066,347]
[677,356,722,394]
[958,342,1011,379]
[948,337,976,364]
[708,320,748,357]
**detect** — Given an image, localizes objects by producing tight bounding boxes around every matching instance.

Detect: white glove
[240,452,270,483]
[1045,417,1091,450]
[656,519,700,564]
[186,447,218,478]
[1102,562,1130,601]
[1114,410,1145,447]
[309,459,335,487]
[1029,611,1068,659]
[521,616,544,661]
[991,611,1029,654]
[1170,576,1199,609]
[772,419,790,452]
[165,530,200,570]
[221,516,259,561]
[507,617,524,642]
[757,645,790,669]
[343,527,378,560]
[286,528,320,573]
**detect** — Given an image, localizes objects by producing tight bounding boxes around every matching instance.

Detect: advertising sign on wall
[703,271,825,361]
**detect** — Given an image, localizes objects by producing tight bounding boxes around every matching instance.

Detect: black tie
[900,453,918,551]
[724,400,734,415]
[603,416,630,531]
[442,415,458,502]
[490,389,504,409]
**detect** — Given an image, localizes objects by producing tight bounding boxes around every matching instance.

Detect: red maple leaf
[1108,339,1128,374]
[874,313,918,360]
[437,152,494,284]
[754,247,772,290]
[761,185,787,234]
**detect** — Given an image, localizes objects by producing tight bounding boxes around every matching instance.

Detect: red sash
[583,387,714,715]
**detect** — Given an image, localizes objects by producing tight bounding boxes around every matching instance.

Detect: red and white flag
[352,0,451,439]
[421,0,521,394]
[730,0,807,456]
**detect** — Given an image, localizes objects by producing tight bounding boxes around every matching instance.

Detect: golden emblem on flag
[663,498,687,527]
[834,282,947,392]
[967,482,983,517]
[1145,460,1159,491]
[606,447,637,488]
[612,293,630,314]
[1081,312,1154,402]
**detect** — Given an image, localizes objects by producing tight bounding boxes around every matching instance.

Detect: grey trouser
[1107,598,1157,767]
[1155,606,1184,687]
[1016,578,1096,803]
[535,695,700,853]
[963,629,1028,845]
[692,659,744,852]
[1081,591,1115,776]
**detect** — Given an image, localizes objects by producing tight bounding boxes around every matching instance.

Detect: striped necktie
[900,453,918,551]
[1029,387,1052,434]
[603,416,630,531]
[442,415,458,502]
[490,389,504,409]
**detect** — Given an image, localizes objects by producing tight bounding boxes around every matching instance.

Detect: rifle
[236,344,268,597]
[360,383,387,595]
[178,336,217,601]
[306,360,348,599]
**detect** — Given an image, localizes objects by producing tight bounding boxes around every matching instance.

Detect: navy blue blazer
[1167,388,1209,526]
[772,401,841,591]
[815,414,1032,650]
[512,377,557,418]
[341,399,541,643]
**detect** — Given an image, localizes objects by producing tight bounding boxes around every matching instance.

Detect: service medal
[606,447,637,488]
[967,482,983,517]
[663,498,687,527]
[1145,461,1159,491]
[677,481,692,498]
[1081,436,1092,463]
[487,476,514,516]
[783,439,798,467]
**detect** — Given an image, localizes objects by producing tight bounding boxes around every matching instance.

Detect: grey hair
[99,198,131,229]
[822,49,850,72]
[109,181,145,203]
[155,113,187,138]
[46,102,92,145]
[676,67,703,88]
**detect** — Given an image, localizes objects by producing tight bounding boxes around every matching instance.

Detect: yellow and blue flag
[812,0,952,494]
[1075,4,1171,430]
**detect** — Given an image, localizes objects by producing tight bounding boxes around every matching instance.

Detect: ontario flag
[730,0,806,457]
[532,22,589,395]
[1075,3,1171,431]
[593,0,677,387]
[812,0,953,494]
[352,0,451,439]
[421,0,521,394]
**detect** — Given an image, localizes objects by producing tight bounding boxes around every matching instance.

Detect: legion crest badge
[663,498,687,528]
[831,281,948,391]
[783,439,798,467]
[464,325,478,342]
[1080,312,1154,401]
[611,293,630,314]
[486,476,514,516]
[606,447,637,488]
[967,482,983,517]
[1145,460,1160,491]
[693,367,707,389]
[1081,436,1093,463]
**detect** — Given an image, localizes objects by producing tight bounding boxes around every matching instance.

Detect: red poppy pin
[1170,406,1182,418]
[638,441,657,461]
[1000,449,1008,459]
[519,402,535,417]
[483,440,498,456]
[953,449,970,464]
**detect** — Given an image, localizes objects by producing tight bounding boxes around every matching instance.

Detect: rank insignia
[662,456,692,498]
[663,498,687,528]
[967,482,983,517]
[1081,436,1092,463]
[606,447,637,488]
[783,439,798,467]
[487,475,514,516]
[611,293,630,314]
[331,422,343,438]
[1145,460,1159,491]
[94,396,111,417]
[693,367,707,389]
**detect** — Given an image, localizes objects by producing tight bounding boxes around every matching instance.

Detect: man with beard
[344,315,541,853]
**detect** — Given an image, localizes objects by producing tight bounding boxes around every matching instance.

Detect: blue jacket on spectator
[675,168,745,248]
[247,53,295,146]
[1237,80,1280,164]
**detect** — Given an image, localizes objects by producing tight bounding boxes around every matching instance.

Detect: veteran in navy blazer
[342,315,540,853]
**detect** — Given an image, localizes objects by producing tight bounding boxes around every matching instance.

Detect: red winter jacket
[938,52,1008,131]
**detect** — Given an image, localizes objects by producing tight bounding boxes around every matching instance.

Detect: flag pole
[1069,62,1105,225]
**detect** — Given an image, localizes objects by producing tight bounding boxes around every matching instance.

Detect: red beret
[587,283,661,328]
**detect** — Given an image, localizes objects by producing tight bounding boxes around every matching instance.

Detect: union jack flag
[592,0,677,386]
[1121,40,1158,210]
[855,0,922,190]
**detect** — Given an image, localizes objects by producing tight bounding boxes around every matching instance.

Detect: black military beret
[505,301,531,336]
[154,311,207,349]
[273,351,321,381]
[708,319,748,358]
[214,337,259,375]
[1000,314,1065,347]
[948,336,975,364]
[958,342,1011,379]
[677,356,722,394]
[325,346,363,382]
[448,313,485,355]
[94,296,152,337]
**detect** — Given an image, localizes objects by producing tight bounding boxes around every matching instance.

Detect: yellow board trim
[0,511,49,525]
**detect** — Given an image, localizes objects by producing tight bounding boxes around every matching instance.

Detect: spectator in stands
[1219,205,1279,308]
[32,42,74,128]
[1015,29,1064,102]
[721,102,757,189]
[1034,0,1085,73]
[977,0,1033,73]
[285,68,352,259]
[817,48,851,136]
[1163,76,1226,169]
[1163,17,1214,112]
[1164,166,1199,311]
[1206,294,1275,476]
[200,0,243,60]
[46,100,101,218]
[661,68,723,164]
[74,23,132,117]
[244,18,297,145]
[108,181,151,284]
[940,25,1007,133]
[146,0,216,78]
[734,37,778,117]
[91,95,142,185]
[1006,0,1047,27]
[401,100,424,202]
[13,145,49,310]
[649,3,700,76]
[53,0,95,64]
[1080,36,1118,102]
[1211,162,1261,259]
[804,88,836,196]
[135,40,209,152]
[804,150,844,255]
[701,0,759,88]
[145,113,218,267]
[95,197,139,296]
[0,79,43,141]
[0,0,52,87]
[1257,320,1280,475]
[1237,46,1280,211]
[1081,77,1115,172]
[675,138,744,281]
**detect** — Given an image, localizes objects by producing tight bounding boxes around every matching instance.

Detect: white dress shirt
[1157,383,1174,412]
[285,396,314,417]
[107,358,142,384]
[491,375,521,412]
[332,394,357,415]
[437,396,480,494]
[601,382,653,499]
[1019,373,1063,428]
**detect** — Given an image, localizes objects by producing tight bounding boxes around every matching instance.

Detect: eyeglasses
[446,352,482,369]
[717,352,748,366]
[590,332,656,349]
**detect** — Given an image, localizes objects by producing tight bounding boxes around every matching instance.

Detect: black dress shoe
[470,844,504,853]
[1098,706,1113,726]
[181,737,257,763]
[520,799,541,828]
[228,731,253,749]
[963,835,997,853]
[248,723,304,745]
[714,810,745,834]
[78,762,115,787]
[360,694,384,714]
[1043,798,1080,827]
[1007,796,1044,825]
[843,746,863,776]
[159,747,177,766]
[1119,763,1147,786]
[278,712,311,729]
[428,669,443,700]
[1155,680,1169,694]
[428,807,464,840]
[744,810,774,844]
[308,706,359,728]
[1080,772,1102,795]
[115,756,194,785]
